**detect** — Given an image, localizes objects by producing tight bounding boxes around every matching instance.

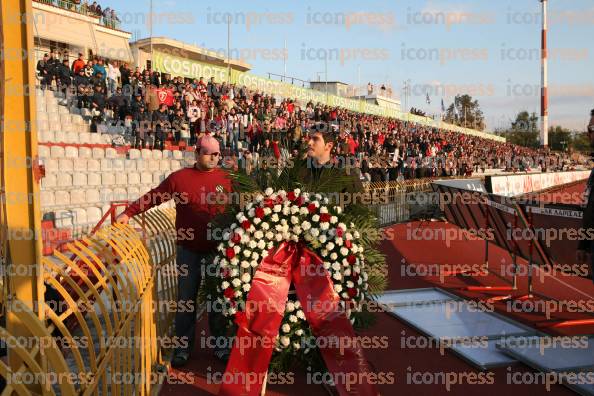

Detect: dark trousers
[174,246,226,354]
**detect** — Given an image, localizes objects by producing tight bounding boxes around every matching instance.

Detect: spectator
[72,53,86,75]
[106,60,120,97]
[56,59,72,96]
[152,103,170,150]
[37,53,50,90]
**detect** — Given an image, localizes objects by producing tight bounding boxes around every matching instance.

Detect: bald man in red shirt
[117,135,231,367]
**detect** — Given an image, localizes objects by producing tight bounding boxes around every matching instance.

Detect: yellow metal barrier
[0,206,179,395]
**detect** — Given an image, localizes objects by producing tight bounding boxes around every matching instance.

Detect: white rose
[299,207,309,215]
[338,223,347,230]
[321,249,328,257]
[293,342,301,350]
[282,207,290,215]
[264,207,272,215]
[286,301,295,312]
[282,324,291,333]
[228,307,237,315]
[262,222,270,230]
[320,223,329,231]
[230,268,239,276]
[262,250,269,258]
[265,188,273,196]
[330,216,338,224]
[332,272,342,281]
[336,206,342,214]
[253,218,262,225]
[291,234,299,242]
[353,231,360,239]
[290,206,299,214]
[223,231,230,241]
[345,233,353,241]
[341,292,349,299]
[326,242,335,251]
[352,245,359,253]
[295,300,301,308]
[320,207,328,214]
[236,212,245,221]
[295,329,304,336]
[221,281,230,289]
[312,214,320,222]
[254,231,264,240]
[331,262,341,271]
[248,241,257,249]
[319,234,327,244]
[271,213,279,222]
[257,240,266,250]
[340,247,349,256]
[280,336,290,347]
[267,242,274,249]
[243,250,252,258]
[241,273,251,283]
[274,204,282,213]
[310,228,320,237]
[296,310,305,320]
[248,208,255,217]
[346,281,354,288]
[294,189,301,196]
[230,258,239,266]
[265,231,274,240]
[232,278,241,287]
[255,194,263,203]
[336,238,343,246]
[233,246,241,254]
[290,216,299,225]
[302,221,311,231]
[334,284,342,293]
[330,252,338,261]
[275,233,283,241]
[289,315,298,323]
[292,226,302,235]
[242,284,251,292]
[240,261,250,269]
[344,268,351,276]
[252,253,259,262]
[323,262,331,270]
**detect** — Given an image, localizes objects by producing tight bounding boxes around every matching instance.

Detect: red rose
[231,233,241,244]
[226,247,236,259]
[224,287,235,299]
[275,195,283,205]
[347,288,357,298]
[241,220,251,230]
[344,240,352,248]
[221,268,230,278]
[308,203,317,214]
[336,228,344,238]
[351,272,359,282]
[287,191,296,201]
[346,255,356,264]
[320,213,331,222]
[264,198,274,208]
[295,197,304,206]
[255,207,265,219]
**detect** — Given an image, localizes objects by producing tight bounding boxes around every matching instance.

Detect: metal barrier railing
[1,206,178,395]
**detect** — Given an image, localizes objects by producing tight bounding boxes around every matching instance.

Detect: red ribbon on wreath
[218,241,379,396]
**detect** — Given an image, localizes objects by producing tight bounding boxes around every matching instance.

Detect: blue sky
[112,0,593,131]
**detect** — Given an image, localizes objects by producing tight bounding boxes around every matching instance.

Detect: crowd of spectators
[36,53,577,182]
[36,0,120,28]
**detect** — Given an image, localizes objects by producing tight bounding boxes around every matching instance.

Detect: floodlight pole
[540,0,549,147]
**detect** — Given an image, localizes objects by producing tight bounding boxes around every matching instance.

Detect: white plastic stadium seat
[44,158,59,173]
[127,187,140,201]
[70,189,86,205]
[72,172,87,187]
[50,146,65,158]
[86,172,101,186]
[105,147,118,159]
[54,209,73,228]
[159,160,171,172]
[90,133,103,144]
[72,208,88,225]
[86,159,100,172]
[72,158,87,171]
[64,146,79,158]
[115,173,127,185]
[112,159,125,172]
[152,172,165,184]
[148,160,160,172]
[127,172,140,185]
[54,131,66,143]
[141,149,152,159]
[140,172,152,185]
[124,159,136,171]
[54,191,71,207]
[38,145,50,159]
[40,191,55,207]
[101,172,115,186]
[57,172,73,187]
[41,173,57,189]
[112,188,127,201]
[86,207,103,224]
[170,160,182,171]
[152,150,163,160]
[92,147,105,159]
[40,131,54,143]
[100,159,113,172]
[162,150,172,159]
[128,149,141,160]
[173,150,183,160]
[65,132,79,144]
[86,189,101,204]
[78,147,92,158]
[100,188,114,203]
[79,133,92,144]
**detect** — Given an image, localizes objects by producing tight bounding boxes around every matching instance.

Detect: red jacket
[124,166,232,252]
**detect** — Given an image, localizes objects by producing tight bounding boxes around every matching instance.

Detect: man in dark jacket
[56,59,72,96]
[576,108,594,283]
[73,68,90,108]
[37,54,50,90]
[152,103,170,150]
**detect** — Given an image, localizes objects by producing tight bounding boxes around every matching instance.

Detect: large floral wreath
[212,181,385,369]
